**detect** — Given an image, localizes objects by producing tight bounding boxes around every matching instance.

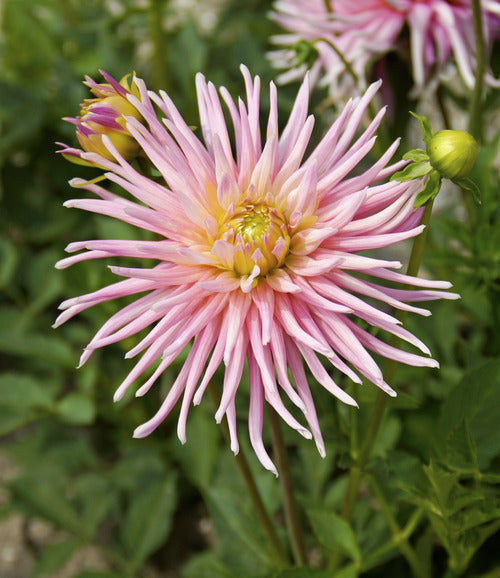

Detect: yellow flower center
[219,203,290,276]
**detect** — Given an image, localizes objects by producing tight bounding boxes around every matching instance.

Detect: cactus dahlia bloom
[55,68,458,474]
[269,0,500,98]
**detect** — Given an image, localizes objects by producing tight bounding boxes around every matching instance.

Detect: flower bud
[292,40,320,69]
[63,72,143,164]
[427,129,478,181]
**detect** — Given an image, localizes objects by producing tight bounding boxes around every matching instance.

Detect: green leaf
[174,407,220,489]
[0,406,36,435]
[439,358,500,469]
[32,538,82,577]
[205,485,274,564]
[181,551,234,578]
[0,237,19,289]
[9,476,84,536]
[391,160,433,182]
[414,170,442,208]
[74,570,126,578]
[444,418,478,473]
[410,111,434,145]
[307,508,361,562]
[403,149,429,163]
[120,475,177,570]
[0,372,53,408]
[72,473,118,539]
[57,393,96,425]
[0,330,76,368]
[456,177,481,205]
[274,568,339,578]
[25,249,64,313]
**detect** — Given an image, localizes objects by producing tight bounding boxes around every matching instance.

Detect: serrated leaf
[414,170,442,208]
[391,160,433,182]
[307,508,361,562]
[444,418,478,473]
[121,475,177,570]
[57,393,96,425]
[410,111,434,145]
[32,538,82,578]
[403,149,429,162]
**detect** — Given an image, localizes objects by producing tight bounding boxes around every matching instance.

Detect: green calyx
[391,113,480,209]
[291,40,320,69]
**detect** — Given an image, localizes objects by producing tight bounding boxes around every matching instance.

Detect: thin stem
[267,407,308,566]
[469,0,486,142]
[315,37,360,88]
[436,86,451,130]
[368,476,429,578]
[148,0,171,92]
[207,383,289,566]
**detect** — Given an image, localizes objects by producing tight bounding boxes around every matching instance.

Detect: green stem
[468,0,486,142]
[436,86,451,130]
[368,476,429,578]
[207,383,289,566]
[315,37,360,89]
[333,200,435,565]
[148,0,171,92]
[267,407,308,566]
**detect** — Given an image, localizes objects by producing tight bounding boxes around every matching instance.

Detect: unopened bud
[292,40,319,69]
[427,130,478,181]
[62,71,143,165]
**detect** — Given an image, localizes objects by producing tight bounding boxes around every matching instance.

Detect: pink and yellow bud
[63,72,143,165]
[427,130,478,181]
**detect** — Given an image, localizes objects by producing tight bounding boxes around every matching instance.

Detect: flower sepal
[413,170,442,209]
[292,39,320,69]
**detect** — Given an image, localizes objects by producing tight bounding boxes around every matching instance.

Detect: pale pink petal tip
[132,424,150,439]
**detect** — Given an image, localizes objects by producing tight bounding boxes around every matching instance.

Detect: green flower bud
[427,130,478,181]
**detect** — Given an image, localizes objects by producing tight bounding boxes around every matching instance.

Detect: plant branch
[207,382,289,566]
[469,0,486,142]
[268,407,308,566]
[368,476,429,578]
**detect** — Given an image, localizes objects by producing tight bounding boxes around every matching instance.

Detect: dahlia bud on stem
[391,112,480,207]
[59,71,144,167]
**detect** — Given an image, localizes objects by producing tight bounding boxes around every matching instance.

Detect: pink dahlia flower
[269,0,500,97]
[55,68,458,474]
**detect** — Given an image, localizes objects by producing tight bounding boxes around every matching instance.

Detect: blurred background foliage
[0,0,499,577]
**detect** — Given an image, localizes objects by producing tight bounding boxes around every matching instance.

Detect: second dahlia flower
[269,0,500,99]
[55,68,458,474]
